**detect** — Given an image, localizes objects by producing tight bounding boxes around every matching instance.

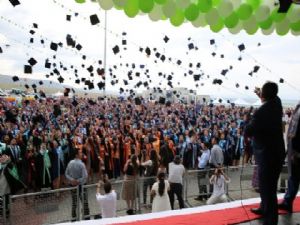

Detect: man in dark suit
[245,82,285,225]
[278,101,300,212]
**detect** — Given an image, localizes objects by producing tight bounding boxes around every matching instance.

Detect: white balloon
[261,24,275,35]
[291,29,300,35]
[205,8,219,25]
[162,0,177,18]
[112,0,127,7]
[218,0,234,18]
[192,13,207,27]
[98,0,114,10]
[228,21,242,34]
[243,16,257,34]
[149,5,163,21]
[276,17,290,35]
[287,5,300,23]
[255,5,270,22]
[176,0,190,9]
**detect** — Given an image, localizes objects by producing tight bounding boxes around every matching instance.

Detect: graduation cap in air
[245,86,249,90]
[112,45,120,54]
[12,76,19,82]
[66,15,71,21]
[160,55,166,62]
[193,74,200,81]
[40,39,44,44]
[82,55,86,60]
[87,65,93,73]
[39,81,43,85]
[24,65,32,74]
[33,23,38,29]
[238,56,242,61]
[134,97,141,105]
[163,35,169,43]
[220,54,224,58]
[64,88,70,97]
[50,42,58,51]
[221,69,228,76]
[177,60,182,65]
[253,65,260,73]
[97,68,105,76]
[97,81,105,90]
[238,44,245,52]
[76,44,82,51]
[188,43,194,50]
[212,79,223,85]
[145,47,151,56]
[30,38,34,43]
[25,84,29,89]
[90,14,100,25]
[29,30,35,35]
[159,97,166,104]
[210,39,215,45]
[28,57,37,66]
[57,76,64,83]
[0,47,2,54]
[9,0,20,7]
[279,78,284,83]
[32,84,37,89]
[212,52,216,57]
[66,35,76,47]
[122,40,127,45]
[75,79,80,84]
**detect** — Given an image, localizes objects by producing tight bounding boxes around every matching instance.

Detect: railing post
[137,177,141,214]
[77,186,80,221]
[184,171,188,203]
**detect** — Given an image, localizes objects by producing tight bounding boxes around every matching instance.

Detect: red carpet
[114,197,300,225]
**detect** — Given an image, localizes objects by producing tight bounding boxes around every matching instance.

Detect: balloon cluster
[74,0,300,35]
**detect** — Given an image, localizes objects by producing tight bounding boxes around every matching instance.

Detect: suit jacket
[245,96,285,165]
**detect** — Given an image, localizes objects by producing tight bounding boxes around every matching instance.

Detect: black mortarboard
[163,35,169,43]
[28,57,37,66]
[30,38,34,43]
[39,81,43,85]
[66,15,71,21]
[112,45,120,54]
[248,72,253,76]
[167,75,172,80]
[122,40,127,45]
[188,43,194,50]
[57,76,64,83]
[134,97,141,105]
[90,14,100,25]
[0,47,2,53]
[212,79,223,85]
[97,68,105,76]
[45,74,50,78]
[75,79,80,84]
[253,65,260,73]
[29,30,35,35]
[212,52,216,57]
[160,55,166,62]
[9,0,20,7]
[25,84,29,89]
[229,65,233,70]
[145,47,151,56]
[24,65,32,74]
[82,55,86,60]
[238,44,245,51]
[193,74,200,81]
[32,84,37,89]
[221,69,228,76]
[279,78,284,83]
[87,65,93,73]
[238,56,242,61]
[50,42,58,51]
[220,54,224,58]
[189,63,193,68]
[196,62,201,68]
[40,39,44,44]
[245,86,249,90]
[12,76,19,82]
[210,39,215,45]
[33,23,38,29]
[257,42,261,47]
[76,44,82,51]
[177,60,182,65]
[64,88,70,97]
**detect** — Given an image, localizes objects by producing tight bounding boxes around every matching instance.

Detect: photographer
[206,168,230,205]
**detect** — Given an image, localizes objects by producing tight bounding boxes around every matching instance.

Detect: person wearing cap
[168,155,185,209]
[278,101,300,213]
[245,82,285,225]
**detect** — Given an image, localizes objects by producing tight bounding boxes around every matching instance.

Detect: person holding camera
[206,168,230,205]
[96,179,117,218]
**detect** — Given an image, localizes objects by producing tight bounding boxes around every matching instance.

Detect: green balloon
[228,22,242,34]
[170,9,185,26]
[276,18,290,36]
[259,17,272,29]
[184,4,199,21]
[162,0,177,18]
[139,0,154,13]
[210,19,224,32]
[290,21,300,32]
[261,25,275,35]
[176,0,190,9]
[113,0,127,7]
[237,4,253,20]
[271,11,286,23]
[205,8,219,25]
[255,5,270,22]
[155,0,167,4]
[246,0,261,10]
[124,0,139,17]
[198,0,212,13]
[192,13,207,27]
[224,12,239,28]
[98,0,114,10]
[212,0,221,7]
[287,5,300,23]
[75,0,85,3]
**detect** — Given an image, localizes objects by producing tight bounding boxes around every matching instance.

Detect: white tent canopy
[252,99,262,107]
[53,91,63,97]
[233,98,250,106]
[212,98,229,105]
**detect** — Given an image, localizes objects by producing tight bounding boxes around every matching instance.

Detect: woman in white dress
[151,172,171,213]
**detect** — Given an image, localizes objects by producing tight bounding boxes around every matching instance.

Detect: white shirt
[168,162,185,184]
[198,149,210,169]
[210,175,230,197]
[96,190,117,218]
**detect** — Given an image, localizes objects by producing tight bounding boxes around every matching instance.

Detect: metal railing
[0,164,289,225]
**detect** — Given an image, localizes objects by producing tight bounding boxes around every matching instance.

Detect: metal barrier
[0,164,290,225]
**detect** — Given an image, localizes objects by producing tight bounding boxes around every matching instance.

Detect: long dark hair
[131,154,139,174]
[158,172,165,197]
[149,149,158,175]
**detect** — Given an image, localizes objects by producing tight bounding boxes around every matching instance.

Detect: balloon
[113,0,127,7]
[217,0,233,18]
[139,0,154,13]
[212,0,221,7]
[75,0,85,3]
[170,9,185,26]
[149,4,163,21]
[162,0,177,18]
[259,17,272,29]
[228,21,242,34]
[276,18,290,36]
[261,24,275,35]
[224,12,239,28]
[287,5,300,23]
[271,8,286,23]
[243,16,258,34]
[237,4,253,20]
[98,0,114,10]
[198,0,212,13]
[184,4,199,21]
[192,13,207,27]
[246,0,261,10]
[291,29,300,35]
[255,5,270,22]
[210,19,224,32]
[290,21,300,32]
[205,8,219,25]
[176,0,190,9]
[124,0,139,17]
[155,0,167,4]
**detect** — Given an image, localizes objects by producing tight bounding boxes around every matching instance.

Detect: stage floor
[237,212,300,225]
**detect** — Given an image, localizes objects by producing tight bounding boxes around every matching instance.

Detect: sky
[0,0,300,100]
